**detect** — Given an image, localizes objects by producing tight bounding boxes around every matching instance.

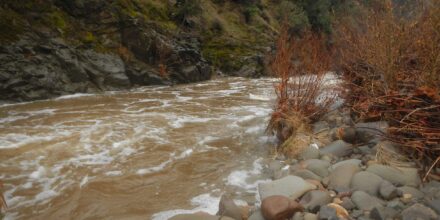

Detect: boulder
[351,171,383,196]
[351,191,384,211]
[379,180,399,200]
[170,213,235,220]
[427,199,440,215]
[300,190,333,213]
[354,121,389,143]
[217,194,243,220]
[261,195,303,220]
[366,164,421,187]
[248,209,265,220]
[317,205,337,220]
[320,140,353,157]
[370,206,398,220]
[304,213,318,220]
[328,164,360,190]
[397,186,424,200]
[401,203,438,220]
[258,175,316,200]
[292,169,322,181]
[301,159,331,178]
[299,145,321,160]
[329,159,362,171]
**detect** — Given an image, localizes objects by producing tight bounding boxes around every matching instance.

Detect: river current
[0,77,278,219]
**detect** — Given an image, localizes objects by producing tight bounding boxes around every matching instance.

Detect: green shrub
[0,9,25,44]
[277,0,310,33]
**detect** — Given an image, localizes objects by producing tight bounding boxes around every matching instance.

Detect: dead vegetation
[267,27,336,155]
[335,0,440,178]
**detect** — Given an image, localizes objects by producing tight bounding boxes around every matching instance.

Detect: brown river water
[0,77,279,220]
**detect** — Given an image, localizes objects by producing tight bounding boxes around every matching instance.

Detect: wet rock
[170,213,235,220]
[366,164,421,187]
[248,209,265,220]
[351,191,384,211]
[302,159,331,178]
[259,175,316,200]
[351,171,384,196]
[370,206,398,220]
[320,140,353,157]
[318,205,338,220]
[379,180,399,200]
[217,194,243,220]
[401,203,438,220]
[328,164,360,190]
[300,190,333,213]
[329,159,362,171]
[299,145,321,160]
[261,195,303,220]
[292,169,322,181]
[397,186,424,200]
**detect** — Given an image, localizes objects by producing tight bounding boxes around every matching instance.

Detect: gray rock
[355,121,389,143]
[351,171,384,196]
[248,209,265,220]
[427,199,440,215]
[329,159,362,171]
[401,203,438,220]
[313,121,330,134]
[379,180,399,200]
[328,164,360,190]
[292,169,322,181]
[351,210,364,218]
[292,212,304,220]
[302,159,331,178]
[170,213,234,220]
[386,199,405,210]
[304,213,318,220]
[370,206,398,220]
[217,194,242,220]
[398,186,424,199]
[320,140,353,157]
[300,146,321,160]
[300,190,333,213]
[351,191,384,211]
[341,197,356,210]
[258,175,316,200]
[318,205,338,220]
[366,164,421,187]
[420,181,440,199]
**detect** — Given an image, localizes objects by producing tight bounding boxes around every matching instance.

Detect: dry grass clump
[336,0,440,178]
[267,27,336,149]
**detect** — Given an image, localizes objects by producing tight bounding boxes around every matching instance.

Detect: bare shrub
[267,27,336,143]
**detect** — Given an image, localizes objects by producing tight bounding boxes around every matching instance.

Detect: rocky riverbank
[170,110,440,220]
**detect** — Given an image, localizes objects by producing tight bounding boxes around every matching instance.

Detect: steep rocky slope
[0,0,280,102]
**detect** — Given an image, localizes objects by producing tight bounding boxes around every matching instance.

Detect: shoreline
[169,108,440,220]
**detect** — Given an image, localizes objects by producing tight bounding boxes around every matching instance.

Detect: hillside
[0,0,285,101]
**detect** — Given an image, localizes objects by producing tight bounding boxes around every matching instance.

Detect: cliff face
[0,0,280,102]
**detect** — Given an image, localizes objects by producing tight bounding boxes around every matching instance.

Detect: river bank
[168,108,440,220]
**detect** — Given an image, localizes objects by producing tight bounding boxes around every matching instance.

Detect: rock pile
[172,112,440,220]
